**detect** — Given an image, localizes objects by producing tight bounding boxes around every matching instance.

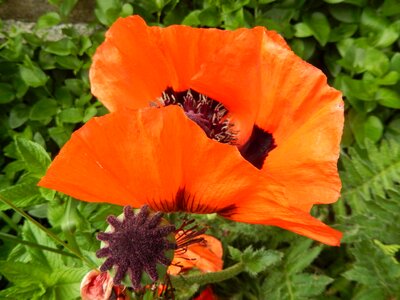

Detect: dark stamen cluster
[96,205,176,289]
[160,88,237,144]
[174,219,207,256]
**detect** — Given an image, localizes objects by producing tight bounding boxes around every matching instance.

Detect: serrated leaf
[292,274,334,297]
[42,267,88,299]
[0,260,49,285]
[242,246,282,275]
[343,240,400,296]
[0,284,46,299]
[15,137,51,177]
[340,139,400,208]
[0,179,43,211]
[229,246,282,276]
[285,239,322,274]
[22,221,64,270]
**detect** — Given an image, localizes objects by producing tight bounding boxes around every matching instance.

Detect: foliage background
[0,0,399,299]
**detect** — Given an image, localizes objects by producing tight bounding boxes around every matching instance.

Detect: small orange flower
[168,233,223,275]
[39,16,344,246]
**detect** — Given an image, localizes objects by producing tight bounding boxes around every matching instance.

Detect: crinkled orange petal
[90,16,170,112]
[224,196,342,246]
[91,16,268,144]
[39,106,340,245]
[168,234,223,275]
[257,31,344,212]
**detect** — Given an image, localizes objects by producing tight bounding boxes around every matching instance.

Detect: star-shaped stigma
[96,205,176,289]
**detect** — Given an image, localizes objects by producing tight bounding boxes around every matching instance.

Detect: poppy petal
[168,234,223,275]
[256,31,344,211]
[90,16,170,112]
[91,16,270,144]
[39,106,340,245]
[39,106,281,212]
[224,198,342,246]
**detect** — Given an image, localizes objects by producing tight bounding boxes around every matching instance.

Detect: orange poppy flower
[168,233,223,275]
[39,16,344,246]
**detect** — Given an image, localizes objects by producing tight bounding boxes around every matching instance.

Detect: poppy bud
[96,205,176,289]
[80,270,113,300]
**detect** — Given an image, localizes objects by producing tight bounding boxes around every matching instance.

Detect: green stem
[63,198,83,257]
[0,232,78,258]
[0,211,21,232]
[170,261,245,288]
[0,194,97,269]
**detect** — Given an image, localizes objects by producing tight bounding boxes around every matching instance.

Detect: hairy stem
[170,261,245,288]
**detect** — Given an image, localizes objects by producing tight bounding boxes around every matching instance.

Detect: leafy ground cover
[0,0,399,299]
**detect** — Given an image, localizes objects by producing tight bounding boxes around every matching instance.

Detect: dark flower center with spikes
[160,87,237,144]
[160,87,277,169]
[96,205,176,289]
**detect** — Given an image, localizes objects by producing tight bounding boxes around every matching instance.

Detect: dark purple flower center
[161,87,237,144]
[160,88,276,169]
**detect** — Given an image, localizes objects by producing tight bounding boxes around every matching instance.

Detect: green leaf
[0,260,49,285]
[285,239,322,275]
[0,179,43,211]
[43,38,78,56]
[59,0,78,18]
[377,71,399,86]
[329,4,361,23]
[83,106,98,122]
[59,108,83,123]
[360,8,399,47]
[19,64,48,88]
[0,83,15,104]
[340,139,400,207]
[229,246,282,276]
[336,75,377,101]
[22,221,64,269]
[42,267,88,299]
[95,0,122,26]
[198,6,221,27]
[48,126,72,147]
[376,88,400,108]
[380,0,400,16]
[55,55,83,71]
[292,274,334,297]
[36,12,61,29]
[293,22,313,38]
[15,137,51,177]
[303,12,330,46]
[364,115,384,142]
[65,79,86,96]
[390,53,400,73]
[121,3,134,17]
[343,240,400,296]
[290,39,316,60]
[29,99,58,121]
[364,48,389,77]
[0,284,46,300]
[329,24,358,42]
[242,247,282,276]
